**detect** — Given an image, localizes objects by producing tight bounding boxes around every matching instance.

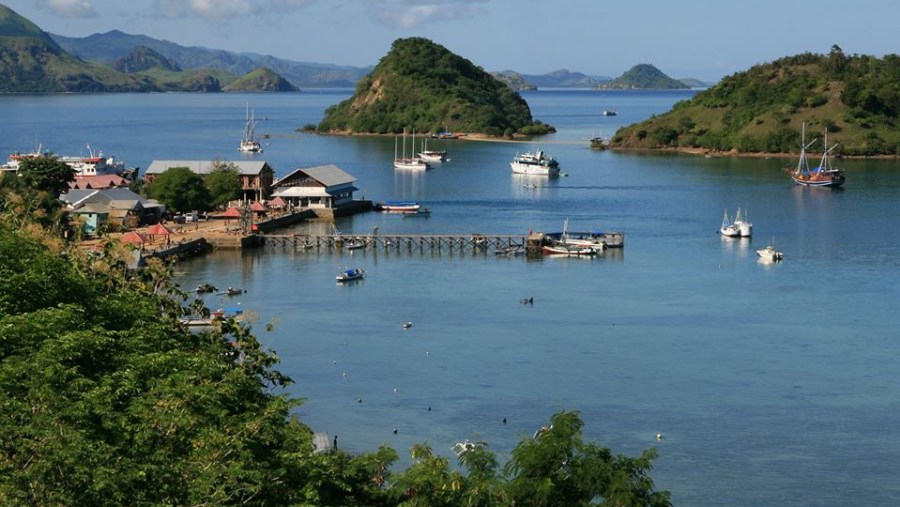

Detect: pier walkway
[261,232,539,252]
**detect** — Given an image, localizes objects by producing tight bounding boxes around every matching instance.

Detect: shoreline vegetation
[0,152,675,507]
[611,47,900,158]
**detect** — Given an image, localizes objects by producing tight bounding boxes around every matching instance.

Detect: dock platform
[261,233,536,252]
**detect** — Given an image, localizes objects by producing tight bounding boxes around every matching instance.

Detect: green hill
[0,4,157,92]
[223,67,298,92]
[317,37,548,136]
[600,64,688,90]
[113,45,180,73]
[611,47,900,156]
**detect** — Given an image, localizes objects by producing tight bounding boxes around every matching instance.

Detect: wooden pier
[261,232,540,252]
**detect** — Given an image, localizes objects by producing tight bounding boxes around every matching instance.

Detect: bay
[3,89,899,506]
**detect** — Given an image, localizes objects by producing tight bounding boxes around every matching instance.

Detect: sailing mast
[796,123,816,176]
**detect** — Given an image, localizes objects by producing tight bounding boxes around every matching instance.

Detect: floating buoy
[656,433,663,440]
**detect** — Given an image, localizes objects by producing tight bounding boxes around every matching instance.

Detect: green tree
[0,157,72,233]
[504,411,672,507]
[204,161,243,209]
[145,166,211,213]
[0,213,400,506]
[16,156,75,197]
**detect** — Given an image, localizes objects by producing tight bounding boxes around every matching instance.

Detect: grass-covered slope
[223,67,298,92]
[611,47,900,156]
[317,37,545,136]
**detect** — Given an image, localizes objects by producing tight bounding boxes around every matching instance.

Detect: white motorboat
[510,149,560,176]
[756,244,783,262]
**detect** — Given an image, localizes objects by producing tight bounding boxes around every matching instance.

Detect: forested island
[316,37,554,137]
[611,46,900,156]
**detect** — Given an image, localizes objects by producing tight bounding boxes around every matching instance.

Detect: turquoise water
[3,90,899,506]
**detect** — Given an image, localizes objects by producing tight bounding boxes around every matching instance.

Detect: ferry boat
[2,145,47,173]
[790,125,845,188]
[4,144,137,179]
[510,150,560,176]
[58,147,132,178]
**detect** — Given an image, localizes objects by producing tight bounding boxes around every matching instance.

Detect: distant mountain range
[50,30,370,88]
[0,3,712,93]
[494,67,710,91]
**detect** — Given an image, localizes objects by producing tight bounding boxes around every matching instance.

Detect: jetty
[261,232,536,252]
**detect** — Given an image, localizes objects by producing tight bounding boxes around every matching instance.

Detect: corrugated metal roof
[145,160,272,176]
[274,164,356,188]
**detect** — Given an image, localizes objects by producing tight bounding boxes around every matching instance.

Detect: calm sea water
[3,90,900,506]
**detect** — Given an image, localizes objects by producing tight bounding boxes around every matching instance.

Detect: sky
[6,0,900,82]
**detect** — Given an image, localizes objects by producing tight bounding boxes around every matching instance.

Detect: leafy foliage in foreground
[612,46,900,156]
[318,37,550,136]
[0,207,671,506]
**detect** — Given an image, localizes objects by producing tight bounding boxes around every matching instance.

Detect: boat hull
[791,174,845,187]
[394,159,431,170]
[510,162,560,176]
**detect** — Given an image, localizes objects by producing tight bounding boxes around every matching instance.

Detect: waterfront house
[61,188,166,233]
[270,164,362,217]
[144,160,275,202]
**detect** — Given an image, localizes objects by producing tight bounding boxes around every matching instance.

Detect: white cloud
[153,0,254,19]
[363,0,490,29]
[152,0,316,19]
[40,0,98,18]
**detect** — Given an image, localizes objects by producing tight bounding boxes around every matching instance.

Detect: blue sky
[8,0,900,81]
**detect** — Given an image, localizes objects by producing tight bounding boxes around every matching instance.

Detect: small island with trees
[316,37,555,138]
[611,46,900,157]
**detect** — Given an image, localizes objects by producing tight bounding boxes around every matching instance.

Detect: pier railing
[261,233,539,252]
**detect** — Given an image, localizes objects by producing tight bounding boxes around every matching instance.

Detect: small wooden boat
[336,268,366,282]
[345,238,367,250]
[195,283,218,294]
[219,287,245,296]
[402,208,431,217]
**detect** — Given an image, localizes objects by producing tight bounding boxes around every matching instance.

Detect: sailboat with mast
[238,103,263,153]
[790,124,845,187]
[393,128,431,170]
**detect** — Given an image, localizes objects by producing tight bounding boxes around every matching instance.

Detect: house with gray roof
[144,160,275,202]
[61,188,165,234]
[270,165,359,213]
